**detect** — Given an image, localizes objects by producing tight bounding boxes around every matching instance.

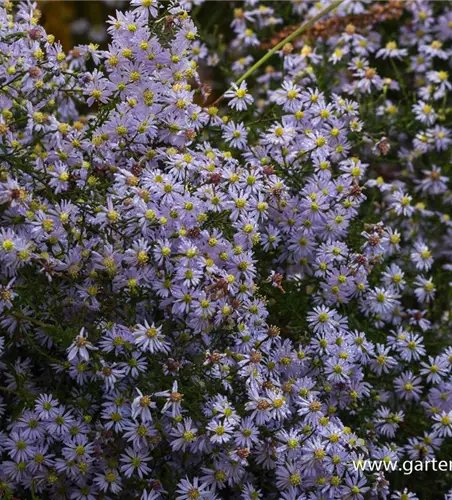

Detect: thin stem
[0,386,20,396]
[0,385,35,399]
[211,0,345,106]
[390,58,409,102]
[13,311,53,330]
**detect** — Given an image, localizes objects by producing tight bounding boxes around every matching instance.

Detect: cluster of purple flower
[0,0,451,498]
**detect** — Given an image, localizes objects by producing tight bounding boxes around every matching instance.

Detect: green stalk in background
[212,0,345,106]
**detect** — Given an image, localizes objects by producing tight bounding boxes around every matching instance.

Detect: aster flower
[382,264,406,291]
[374,407,404,438]
[67,328,98,362]
[94,469,123,494]
[234,417,259,448]
[245,389,272,425]
[4,431,34,462]
[262,120,295,146]
[171,418,198,451]
[340,474,370,500]
[416,165,448,194]
[176,477,212,500]
[131,389,156,422]
[413,101,437,125]
[130,0,159,18]
[432,411,452,437]
[275,461,303,490]
[397,332,426,362]
[366,287,400,316]
[222,121,248,149]
[413,275,436,303]
[391,191,415,217]
[420,356,449,384]
[391,489,419,500]
[271,80,302,111]
[394,371,424,402]
[120,447,152,478]
[370,344,398,375]
[376,41,408,59]
[206,419,234,444]
[224,81,254,111]
[133,320,170,353]
[411,241,433,271]
[355,67,384,93]
[156,381,184,417]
